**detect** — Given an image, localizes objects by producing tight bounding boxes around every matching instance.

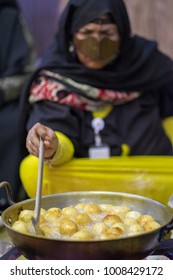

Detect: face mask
[73,36,119,61]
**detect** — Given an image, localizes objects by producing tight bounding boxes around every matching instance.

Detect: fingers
[26,138,38,156]
[26,123,41,157]
[26,123,58,158]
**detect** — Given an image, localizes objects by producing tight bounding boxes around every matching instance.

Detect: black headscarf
[37,0,173,92]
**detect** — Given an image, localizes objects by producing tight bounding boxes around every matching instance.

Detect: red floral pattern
[29,70,140,111]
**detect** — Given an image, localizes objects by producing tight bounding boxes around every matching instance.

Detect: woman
[19,0,173,202]
[0,0,35,210]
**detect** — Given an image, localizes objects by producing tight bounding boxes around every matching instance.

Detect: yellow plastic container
[20,155,173,206]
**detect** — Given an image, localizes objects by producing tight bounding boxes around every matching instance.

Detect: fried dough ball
[12,220,29,234]
[74,213,91,226]
[72,229,93,240]
[112,222,125,231]
[18,210,34,223]
[102,214,122,227]
[100,204,130,215]
[38,215,46,224]
[39,224,53,237]
[92,222,108,235]
[127,223,144,236]
[44,207,61,221]
[40,208,47,215]
[125,211,141,220]
[47,207,61,216]
[90,213,103,223]
[123,217,137,225]
[143,221,160,232]
[44,213,58,221]
[60,218,78,236]
[83,204,101,214]
[74,203,86,211]
[37,209,47,223]
[41,221,61,238]
[137,214,155,227]
[100,232,118,240]
[99,204,116,214]
[61,207,78,218]
[51,219,61,230]
[106,223,125,238]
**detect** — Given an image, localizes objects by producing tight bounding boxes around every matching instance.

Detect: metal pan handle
[0,181,15,205]
[158,218,173,241]
[164,218,173,231]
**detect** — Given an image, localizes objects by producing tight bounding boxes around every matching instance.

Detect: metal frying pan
[0,182,173,260]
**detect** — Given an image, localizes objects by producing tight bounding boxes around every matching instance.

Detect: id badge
[89,145,110,159]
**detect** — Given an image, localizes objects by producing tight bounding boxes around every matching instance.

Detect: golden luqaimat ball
[83,204,101,214]
[12,220,29,234]
[72,229,93,240]
[102,214,122,227]
[137,214,154,227]
[18,210,34,223]
[59,218,78,236]
[92,222,108,235]
[143,220,160,232]
[44,208,61,221]
[73,213,91,226]
[125,210,141,220]
[61,206,78,218]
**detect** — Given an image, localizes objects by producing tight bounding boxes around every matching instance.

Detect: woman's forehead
[77,22,118,32]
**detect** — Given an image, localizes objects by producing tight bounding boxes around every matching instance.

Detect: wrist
[44,151,57,160]
[44,144,62,166]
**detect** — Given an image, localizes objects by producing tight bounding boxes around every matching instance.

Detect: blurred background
[17,0,173,60]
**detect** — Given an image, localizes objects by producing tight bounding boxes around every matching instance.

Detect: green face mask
[73,36,119,61]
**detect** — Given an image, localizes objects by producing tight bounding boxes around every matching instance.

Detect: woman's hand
[26,122,58,159]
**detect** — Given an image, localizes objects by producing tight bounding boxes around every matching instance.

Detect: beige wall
[124,0,173,58]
